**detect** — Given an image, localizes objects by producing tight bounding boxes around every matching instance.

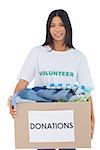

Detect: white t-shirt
[17,45,94,89]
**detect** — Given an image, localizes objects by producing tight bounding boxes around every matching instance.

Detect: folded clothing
[12,84,92,108]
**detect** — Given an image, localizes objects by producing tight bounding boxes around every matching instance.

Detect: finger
[12,105,14,109]
[10,109,16,114]
[10,104,16,111]
[10,102,13,112]
[91,133,93,139]
[11,111,16,115]
[12,115,16,118]
[10,107,16,115]
[91,130,94,139]
[10,107,16,113]
[11,111,16,118]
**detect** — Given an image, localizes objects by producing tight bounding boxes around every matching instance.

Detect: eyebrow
[51,22,64,24]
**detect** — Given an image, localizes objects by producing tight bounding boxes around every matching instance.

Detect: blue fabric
[12,85,91,108]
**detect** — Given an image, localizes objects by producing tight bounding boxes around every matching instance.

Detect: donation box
[14,102,91,149]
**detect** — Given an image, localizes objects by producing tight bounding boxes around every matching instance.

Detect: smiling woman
[50,16,66,44]
[10,9,95,150]
[43,9,74,51]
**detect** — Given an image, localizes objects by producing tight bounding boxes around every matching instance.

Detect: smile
[54,33,63,37]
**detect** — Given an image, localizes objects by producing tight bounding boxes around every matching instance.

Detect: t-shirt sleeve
[17,48,35,83]
[77,54,94,89]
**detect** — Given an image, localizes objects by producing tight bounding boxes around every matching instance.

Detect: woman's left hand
[91,116,95,139]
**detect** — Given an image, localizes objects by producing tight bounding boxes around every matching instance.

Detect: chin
[53,36,65,41]
[54,38,65,42]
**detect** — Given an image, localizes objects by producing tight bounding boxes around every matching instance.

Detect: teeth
[55,33,62,37]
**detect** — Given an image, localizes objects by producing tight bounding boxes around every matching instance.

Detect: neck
[53,41,68,51]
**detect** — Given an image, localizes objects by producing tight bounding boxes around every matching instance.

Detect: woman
[10,9,95,150]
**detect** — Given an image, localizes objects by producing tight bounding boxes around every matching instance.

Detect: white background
[0,0,99,149]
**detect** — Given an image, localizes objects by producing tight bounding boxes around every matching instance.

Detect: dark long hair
[42,9,74,49]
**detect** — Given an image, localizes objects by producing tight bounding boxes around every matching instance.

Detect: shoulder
[30,45,48,54]
[72,48,87,61]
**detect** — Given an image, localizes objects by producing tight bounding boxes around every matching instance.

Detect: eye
[50,24,55,28]
[60,24,64,26]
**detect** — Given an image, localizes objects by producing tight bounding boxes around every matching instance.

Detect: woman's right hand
[9,79,29,118]
[9,96,16,118]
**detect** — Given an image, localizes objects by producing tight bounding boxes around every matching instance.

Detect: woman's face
[50,16,66,43]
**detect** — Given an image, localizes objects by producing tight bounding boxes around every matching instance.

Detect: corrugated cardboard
[14,102,91,148]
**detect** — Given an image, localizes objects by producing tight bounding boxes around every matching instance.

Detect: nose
[55,25,60,32]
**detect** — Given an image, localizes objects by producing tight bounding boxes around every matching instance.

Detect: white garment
[17,45,94,89]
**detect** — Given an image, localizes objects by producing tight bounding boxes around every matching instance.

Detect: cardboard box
[14,102,91,149]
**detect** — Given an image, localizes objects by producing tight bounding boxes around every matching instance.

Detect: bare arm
[89,95,95,139]
[14,79,29,93]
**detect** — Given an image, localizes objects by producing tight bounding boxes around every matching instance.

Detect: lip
[54,33,63,37]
